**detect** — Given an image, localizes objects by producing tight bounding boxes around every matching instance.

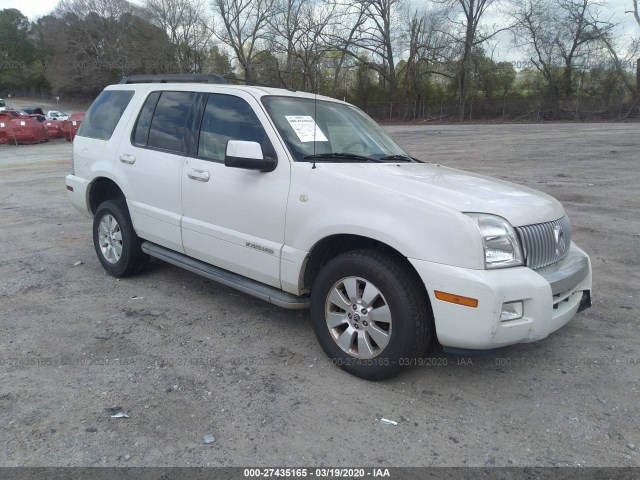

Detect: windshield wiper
[302,152,381,163]
[378,154,419,162]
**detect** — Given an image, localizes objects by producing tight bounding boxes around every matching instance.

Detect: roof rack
[117,73,296,92]
[224,76,272,88]
[118,74,227,84]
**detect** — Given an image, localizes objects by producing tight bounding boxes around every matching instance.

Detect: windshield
[261,96,413,162]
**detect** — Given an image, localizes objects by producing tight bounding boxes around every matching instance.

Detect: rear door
[181,91,290,287]
[114,90,199,253]
[73,88,136,198]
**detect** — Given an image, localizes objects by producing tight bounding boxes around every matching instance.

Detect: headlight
[465,213,523,269]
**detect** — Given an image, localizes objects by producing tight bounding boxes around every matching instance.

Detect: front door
[181,92,290,288]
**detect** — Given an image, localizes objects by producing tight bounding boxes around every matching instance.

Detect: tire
[93,199,148,277]
[310,250,433,380]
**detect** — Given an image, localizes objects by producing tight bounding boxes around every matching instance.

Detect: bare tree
[268,0,308,86]
[435,0,507,119]
[56,0,132,19]
[510,0,558,96]
[145,0,212,72]
[400,7,454,102]
[510,0,614,100]
[324,1,368,94]
[212,0,275,80]
[596,30,638,96]
[631,0,640,27]
[632,0,640,92]
[341,0,406,101]
[556,0,614,98]
[45,0,174,96]
[267,0,338,90]
[593,0,640,103]
[203,45,235,75]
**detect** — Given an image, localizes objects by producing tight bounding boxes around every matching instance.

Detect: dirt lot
[0,124,638,467]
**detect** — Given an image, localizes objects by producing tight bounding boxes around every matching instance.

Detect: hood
[313,162,564,227]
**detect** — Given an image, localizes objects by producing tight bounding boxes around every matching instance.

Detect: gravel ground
[0,124,638,467]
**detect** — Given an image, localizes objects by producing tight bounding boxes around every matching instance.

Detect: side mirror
[225,140,277,172]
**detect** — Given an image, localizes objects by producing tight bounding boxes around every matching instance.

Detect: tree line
[0,0,639,121]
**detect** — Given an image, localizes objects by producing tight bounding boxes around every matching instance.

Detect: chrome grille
[516,216,571,270]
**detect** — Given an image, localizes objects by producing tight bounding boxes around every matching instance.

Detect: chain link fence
[360,96,640,123]
[6,90,640,123]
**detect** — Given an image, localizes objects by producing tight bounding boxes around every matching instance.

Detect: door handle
[187,168,210,182]
[119,154,136,164]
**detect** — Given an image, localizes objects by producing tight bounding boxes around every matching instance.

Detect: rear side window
[143,91,198,155]
[132,92,160,147]
[198,94,267,162]
[77,90,134,140]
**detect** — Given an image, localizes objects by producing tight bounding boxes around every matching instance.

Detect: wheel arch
[302,234,430,303]
[88,177,126,214]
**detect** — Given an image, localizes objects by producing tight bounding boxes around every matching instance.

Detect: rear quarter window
[77,90,134,140]
[130,91,197,155]
[146,91,198,155]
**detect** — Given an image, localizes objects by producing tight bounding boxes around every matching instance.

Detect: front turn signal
[434,290,479,308]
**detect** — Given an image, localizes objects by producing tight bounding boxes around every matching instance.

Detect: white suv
[66,74,592,379]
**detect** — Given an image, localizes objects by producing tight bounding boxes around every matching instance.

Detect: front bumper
[410,243,592,350]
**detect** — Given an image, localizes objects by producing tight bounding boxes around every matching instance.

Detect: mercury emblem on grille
[554,224,566,256]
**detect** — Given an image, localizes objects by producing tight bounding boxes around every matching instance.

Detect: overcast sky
[1,0,68,18]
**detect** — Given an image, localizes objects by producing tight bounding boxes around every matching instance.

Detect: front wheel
[93,200,148,277]
[310,250,433,380]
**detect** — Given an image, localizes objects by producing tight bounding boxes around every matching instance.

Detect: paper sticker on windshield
[285,115,328,143]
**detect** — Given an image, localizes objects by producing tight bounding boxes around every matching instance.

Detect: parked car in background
[47,110,69,121]
[22,107,45,116]
[0,98,6,111]
[22,108,46,122]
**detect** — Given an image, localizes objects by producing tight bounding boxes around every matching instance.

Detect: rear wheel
[310,250,432,380]
[93,200,148,277]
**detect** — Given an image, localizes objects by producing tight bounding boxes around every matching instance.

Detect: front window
[198,93,269,162]
[261,96,414,163]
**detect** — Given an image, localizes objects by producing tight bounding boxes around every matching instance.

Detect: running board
[141,242,310,309]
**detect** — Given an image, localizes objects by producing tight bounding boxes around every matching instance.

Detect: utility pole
[636,58,640,91]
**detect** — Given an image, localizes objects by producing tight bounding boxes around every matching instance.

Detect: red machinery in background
[0,110,48,145]
[43,119,66,139]
[1,109,85,144]
[61,112,85,141]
